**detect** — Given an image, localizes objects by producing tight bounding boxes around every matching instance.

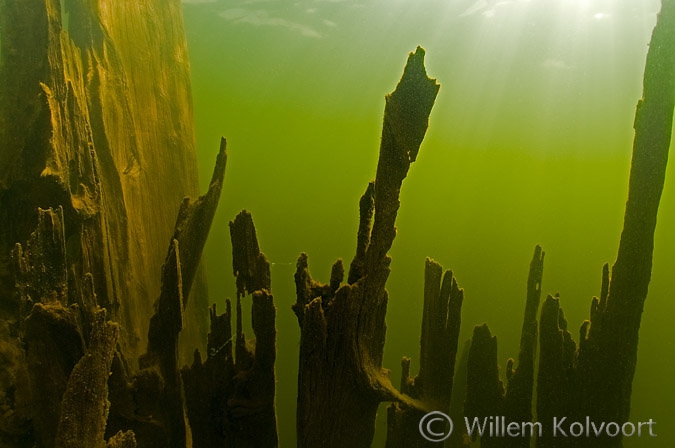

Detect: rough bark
[183,210,278,448]
[294,47,439,448]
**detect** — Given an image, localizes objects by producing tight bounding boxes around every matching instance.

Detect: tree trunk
[293,47,440,448]
[182,210,278,448]
[0,0,218,445]
[386,258,465,448]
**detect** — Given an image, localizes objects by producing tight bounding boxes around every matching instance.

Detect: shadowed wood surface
[293,47,439,448]
[385,258,466,448]
[0,0,673,446]
[183,210,278,448]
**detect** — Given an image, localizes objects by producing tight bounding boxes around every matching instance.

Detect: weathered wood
[228,211,277,448]
[183,210,278,448]
[137,142,227,448]
[23,303,84,448]
[462,246,544,448]
[536,295,576,447]
[347,182,375,285]
[106,431,137,448]
[528,3,675,447]
[230,209,271,298]
[0,0,210,444]
[182,302,235,447]
[294,47,439,448]
[502,245,544,448]
[447,340,472,448]
[0,0,671,446]
[385,258,465,447]
[458,6,675,447]
[571,2,675,445]
[55,309,119,448]
[464,324,504,448]
[292,254,343,328]
[0,0,209,363]
[11,207,68,311]
[232,289,277,448]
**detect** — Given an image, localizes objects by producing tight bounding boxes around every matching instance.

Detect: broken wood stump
[183,210,278,448]
[293,46,439,448]
[134,141,227,448]
[464,246,544,448]
[386,258,465,448]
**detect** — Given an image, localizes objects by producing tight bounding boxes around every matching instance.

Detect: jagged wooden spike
[385,258,465,447]
[295,47,439,448]
[501,245,545,448]
[183,210,277,448]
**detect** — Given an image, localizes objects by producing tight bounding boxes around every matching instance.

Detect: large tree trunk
[562,0,675,445]
[0,0,208,364]
[0,0,215,445]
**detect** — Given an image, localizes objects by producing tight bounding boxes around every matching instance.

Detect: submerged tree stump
[0,0,222,445]
[530,2,675,446]
[385,258,466,448]
[182,210,278,448]
[0,0,209,364]
[293,47,440,448]
[0,0,672,446]
[458,3,675,447]
[573,0,675,442]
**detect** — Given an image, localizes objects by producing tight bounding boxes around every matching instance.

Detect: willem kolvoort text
[465,416,657,438]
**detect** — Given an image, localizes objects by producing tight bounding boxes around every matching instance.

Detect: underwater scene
[0,0,674,447]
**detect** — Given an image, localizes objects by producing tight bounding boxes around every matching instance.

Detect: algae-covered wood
[1,0,674,447]
[0,0,212,445]
[0,0,207,363]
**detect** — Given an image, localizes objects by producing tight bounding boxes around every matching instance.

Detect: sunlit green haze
[182,0,673,446]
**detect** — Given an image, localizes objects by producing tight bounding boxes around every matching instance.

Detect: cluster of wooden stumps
[1,0,674,447]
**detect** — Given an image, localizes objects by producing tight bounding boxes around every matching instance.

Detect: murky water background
[182,0,674,445]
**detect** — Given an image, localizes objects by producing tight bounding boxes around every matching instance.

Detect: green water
[182,0,674,446]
